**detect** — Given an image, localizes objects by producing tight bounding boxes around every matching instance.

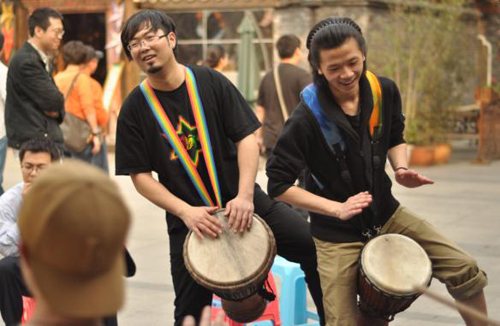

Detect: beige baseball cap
[18,160,131,318]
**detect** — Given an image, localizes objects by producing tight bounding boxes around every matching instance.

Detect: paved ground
[1,142,499,325]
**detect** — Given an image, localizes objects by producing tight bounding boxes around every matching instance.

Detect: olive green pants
[313,206,488,326]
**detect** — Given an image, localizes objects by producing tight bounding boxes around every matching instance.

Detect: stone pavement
[1,144,499,325]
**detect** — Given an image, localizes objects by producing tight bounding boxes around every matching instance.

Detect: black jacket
[266,74,405,243]
[5,42,65,149]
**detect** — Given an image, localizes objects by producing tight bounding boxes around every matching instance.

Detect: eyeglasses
[21,163,48,173]
[127,34,167,52]
[50,28,65,37]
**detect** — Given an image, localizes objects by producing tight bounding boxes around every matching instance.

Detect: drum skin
[358,234,432,320]
[183,209,277,302]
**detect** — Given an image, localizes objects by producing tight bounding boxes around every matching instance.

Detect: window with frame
[167,10,274,73]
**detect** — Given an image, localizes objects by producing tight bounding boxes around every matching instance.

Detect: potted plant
[367,0,474,165]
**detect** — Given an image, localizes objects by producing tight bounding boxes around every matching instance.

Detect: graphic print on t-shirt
[163,115,201,166]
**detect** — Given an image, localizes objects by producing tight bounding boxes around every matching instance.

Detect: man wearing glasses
[0,138,60,326]
[117,10,324,325]
[5,8,65,153]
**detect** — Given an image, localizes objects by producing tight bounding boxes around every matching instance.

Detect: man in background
[5,8,65,152]
[255,35,311,156]
[0,138,60,326]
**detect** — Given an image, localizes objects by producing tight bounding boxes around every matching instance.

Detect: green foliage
[368,0,475,145]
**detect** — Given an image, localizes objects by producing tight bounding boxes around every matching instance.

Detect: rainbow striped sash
[140,67,222,208]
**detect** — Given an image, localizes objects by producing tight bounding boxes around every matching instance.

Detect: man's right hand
[22,183,32,197]
[179,206,222,239]
[338,191,373,220]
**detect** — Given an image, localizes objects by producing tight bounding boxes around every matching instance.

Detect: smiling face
[317,37,365,99]
[35,17,64,55]
[129,25,177,75]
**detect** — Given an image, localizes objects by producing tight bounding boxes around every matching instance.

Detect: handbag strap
[65,73,81,101]
[273,64,289,121]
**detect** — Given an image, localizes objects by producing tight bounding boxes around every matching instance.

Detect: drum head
[361,234,432,296]
[184,209,274,288]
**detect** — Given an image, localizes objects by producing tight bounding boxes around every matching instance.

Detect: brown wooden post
[14,1,29,52]
[121,0,140,102]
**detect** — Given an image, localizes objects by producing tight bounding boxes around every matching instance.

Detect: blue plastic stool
[271,256,320,326]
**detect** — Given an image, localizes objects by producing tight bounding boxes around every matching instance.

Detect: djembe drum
[358,233,432,321]
[183,209,277,323]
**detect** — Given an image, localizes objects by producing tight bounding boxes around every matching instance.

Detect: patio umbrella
[237,12,260,104]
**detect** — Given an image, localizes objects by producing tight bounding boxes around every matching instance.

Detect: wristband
[395,167,408,172]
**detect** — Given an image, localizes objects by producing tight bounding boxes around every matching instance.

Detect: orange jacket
[55,66,95,123]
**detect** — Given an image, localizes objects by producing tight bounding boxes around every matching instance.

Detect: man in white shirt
[0,138,60,326]
[0,32,8,195]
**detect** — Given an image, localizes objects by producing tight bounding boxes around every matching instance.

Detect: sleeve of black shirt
[115,91,153,175]
[266,108,309,198]
[215,72,261,143]
[384,78,406,149]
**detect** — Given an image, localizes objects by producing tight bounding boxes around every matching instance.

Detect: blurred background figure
[255,34,310,157]
[55,40,102,166]
[18,160,131,326]
[5,8,65,153]
[0,32,8,195]
[0,138,61,326]
[82,44,109,172]
[204,45,228,72]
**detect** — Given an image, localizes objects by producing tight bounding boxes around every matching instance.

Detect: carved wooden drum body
[358,234,432,320]
[183,209,276,322]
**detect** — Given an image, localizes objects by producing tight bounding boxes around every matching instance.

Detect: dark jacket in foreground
[5,42,64,149]
[266,73,406,243]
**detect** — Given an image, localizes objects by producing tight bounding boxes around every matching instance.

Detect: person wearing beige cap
[17,160,131,326]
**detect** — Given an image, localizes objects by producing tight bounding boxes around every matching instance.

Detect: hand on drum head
[180,206,222,239]
[225,195,254,233]
[339,191,373,220]
[182,306,228,326]
[395,169,434,188]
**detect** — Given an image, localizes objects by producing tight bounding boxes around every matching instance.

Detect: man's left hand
[225,195,254,233]
[395,169,434,188]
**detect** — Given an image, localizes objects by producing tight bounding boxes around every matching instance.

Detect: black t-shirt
[115,66,261,232]
[257,63,312,150]
[345,113,361,132]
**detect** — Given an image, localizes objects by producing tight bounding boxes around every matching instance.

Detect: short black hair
[276,35,301,59]
[62,41,87,65]
[121,10,177,61]
[19,138,61,163]
[306,17,367,87]
[205,45,226,69]
[28,7,63,37]
[0,33,4,52]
